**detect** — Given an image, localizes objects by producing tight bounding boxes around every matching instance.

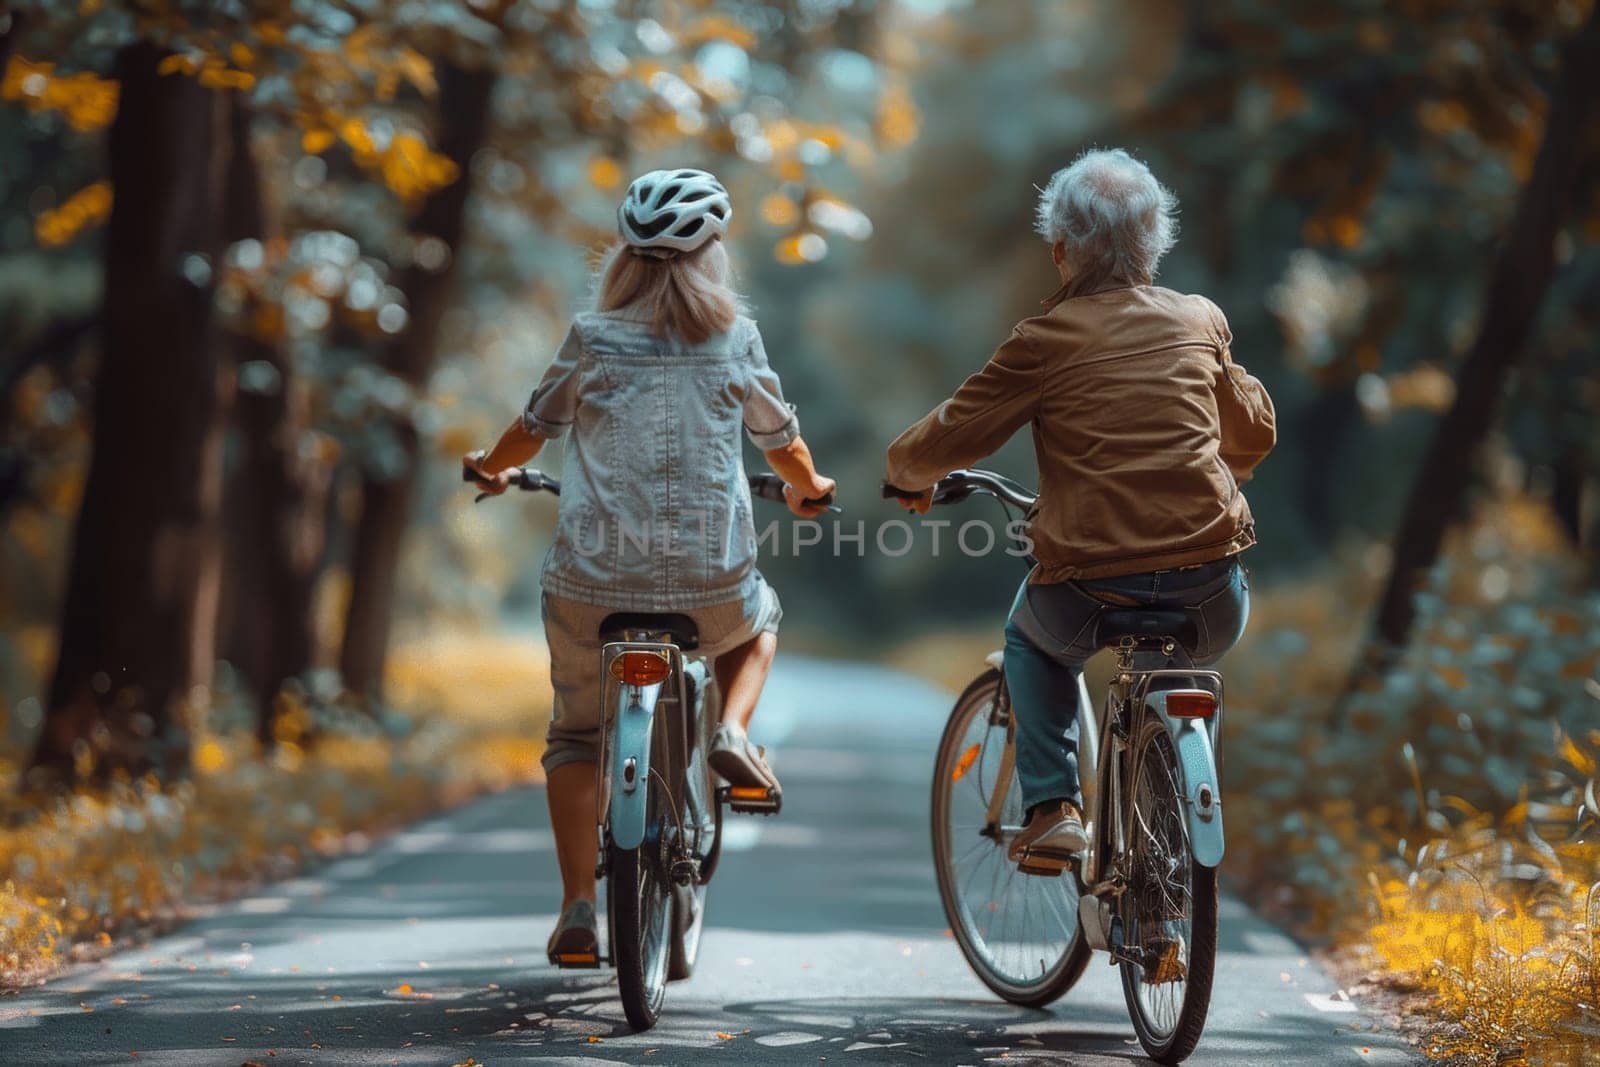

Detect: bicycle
[884,469,1225,1064]
[466,464,832,1031]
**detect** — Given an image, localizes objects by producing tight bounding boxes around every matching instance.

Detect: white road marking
[231,896,292,915]
[1245,930,1302,954]
[756,1031,824,1047]
[1304,992,1359,1013]
[389,828,553,853]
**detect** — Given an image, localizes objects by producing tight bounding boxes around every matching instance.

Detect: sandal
[708,723,781,797]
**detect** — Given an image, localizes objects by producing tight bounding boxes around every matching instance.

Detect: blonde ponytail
[596,239,740,344]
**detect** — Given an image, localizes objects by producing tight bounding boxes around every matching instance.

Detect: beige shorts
[540,576,783,774]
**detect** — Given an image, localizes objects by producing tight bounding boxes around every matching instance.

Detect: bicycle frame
[1073,641,1225,953]
[596,636,714,861]
[917,467,1230,1058]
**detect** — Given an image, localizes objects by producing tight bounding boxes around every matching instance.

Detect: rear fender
[608,678,663,851]
[1145,691,1225,868]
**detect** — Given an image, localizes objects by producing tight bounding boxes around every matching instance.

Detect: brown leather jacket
[885,284,1275,582]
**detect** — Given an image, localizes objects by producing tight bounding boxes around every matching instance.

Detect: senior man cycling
[884,149,1276,874]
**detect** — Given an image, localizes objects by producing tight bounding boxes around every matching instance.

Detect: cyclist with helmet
[465,169,837,961]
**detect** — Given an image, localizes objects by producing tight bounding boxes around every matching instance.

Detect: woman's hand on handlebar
[784,473,837,519]
[462,450,515,497]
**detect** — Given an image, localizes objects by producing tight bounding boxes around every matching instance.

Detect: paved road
[2,657,1416,1065]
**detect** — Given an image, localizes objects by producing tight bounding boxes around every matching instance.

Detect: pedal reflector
[951,743,980,781]
[719,784,781,815]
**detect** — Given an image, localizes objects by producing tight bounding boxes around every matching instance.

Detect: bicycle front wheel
[1118,716,1218,1063]
[932,669,1090,1006]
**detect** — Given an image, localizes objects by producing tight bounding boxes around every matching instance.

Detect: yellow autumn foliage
[331,119,459,204]
[0,626,548,986]
[2,55,118,131]
[34,180,113,247]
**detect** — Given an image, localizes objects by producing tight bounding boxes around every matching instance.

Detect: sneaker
[707,723,781,795]
[1007,800,1088,875]
[546,899,599,965]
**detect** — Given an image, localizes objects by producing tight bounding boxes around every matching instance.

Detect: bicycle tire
[669,665,717,980]
[932,668,1091,1007]
[610,711,675,1031]
[610,836,673,1030]
[1118,716,1217,1063]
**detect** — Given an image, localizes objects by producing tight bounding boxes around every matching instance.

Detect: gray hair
[1034,149,1178,292]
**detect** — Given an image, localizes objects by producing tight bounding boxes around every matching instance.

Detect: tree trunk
[217,95,332,747]
[1345,7,1600,693]
[337,62,496,701]
[0,9,22,73]
[28,42,228,786]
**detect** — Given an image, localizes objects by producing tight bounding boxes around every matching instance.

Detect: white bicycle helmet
[617,168,732,255]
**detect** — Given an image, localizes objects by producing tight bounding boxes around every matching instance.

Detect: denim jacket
[522,310,798,609]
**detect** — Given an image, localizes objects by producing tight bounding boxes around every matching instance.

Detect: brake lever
[462,462,495,502]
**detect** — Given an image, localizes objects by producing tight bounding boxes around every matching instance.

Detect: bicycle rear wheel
[1118,716,1217,1063]
[932,669,1090,1006]
[610,718,675,1031]
[669,679,717,981]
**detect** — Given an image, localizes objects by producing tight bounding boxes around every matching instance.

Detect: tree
[29,41,228,784]
[218,93,334,746]
[338,59,496,700]
[1351,4,1600,682]
[9,3,456,777]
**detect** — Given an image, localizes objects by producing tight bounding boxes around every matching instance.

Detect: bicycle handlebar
[746,472,838,512]
[464,463,837,511]
[881,469,1037,511]
[462,464,560,501]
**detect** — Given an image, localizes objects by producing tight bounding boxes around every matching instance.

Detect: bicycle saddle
[599,612,700,650]
[1095,609,1197,649]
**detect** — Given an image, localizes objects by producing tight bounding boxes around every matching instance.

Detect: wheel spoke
[1123,724,1199,1042]
[934,679,1082,999]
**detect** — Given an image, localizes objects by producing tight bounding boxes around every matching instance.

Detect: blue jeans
[1002,556,1249,813]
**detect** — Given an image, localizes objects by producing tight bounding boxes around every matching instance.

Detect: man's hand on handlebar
[462,450,516,498]
[883,482,934,514]
[784,474,837,519]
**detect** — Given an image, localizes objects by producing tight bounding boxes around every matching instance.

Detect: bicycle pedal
[718,784,781,815]
[549,950,603,969]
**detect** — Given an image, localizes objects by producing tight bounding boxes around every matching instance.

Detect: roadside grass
[889,494,1600,1065]
[0,628,550,987]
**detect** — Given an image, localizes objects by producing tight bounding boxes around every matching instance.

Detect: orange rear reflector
[727,786,769,800]
[1166,690,1216,718]
[609,650,671,686]
[951,743,981,782]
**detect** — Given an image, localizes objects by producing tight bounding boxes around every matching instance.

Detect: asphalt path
[1,656,1417,1065]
